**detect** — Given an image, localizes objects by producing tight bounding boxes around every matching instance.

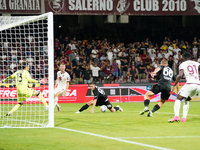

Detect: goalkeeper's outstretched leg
[34,90,48,111]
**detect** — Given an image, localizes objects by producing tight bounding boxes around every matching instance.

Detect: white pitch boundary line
[56,127,173,150]
[118,136,200,139]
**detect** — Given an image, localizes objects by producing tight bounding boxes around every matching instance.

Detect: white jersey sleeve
[57,71,70,89]
[179,60,200,84]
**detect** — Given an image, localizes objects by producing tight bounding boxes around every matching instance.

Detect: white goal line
[55,127,173,150]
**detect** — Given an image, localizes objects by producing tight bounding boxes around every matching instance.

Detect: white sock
[174,100,181,117]
[54,97,59,108]
[183,101,189,119]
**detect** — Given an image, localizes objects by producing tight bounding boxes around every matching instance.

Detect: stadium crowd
[1,26,200,84]
[53,36,200,84]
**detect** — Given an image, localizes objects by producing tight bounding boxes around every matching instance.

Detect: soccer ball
[100,105,107,112]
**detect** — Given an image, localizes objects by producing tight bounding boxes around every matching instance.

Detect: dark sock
[144,99,150,107]
[114,107,119,111]
[151,104,160,113]
[79,104,89,112]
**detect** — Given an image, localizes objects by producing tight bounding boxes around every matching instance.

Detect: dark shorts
[96,99,113,109]
[150,84,171,100]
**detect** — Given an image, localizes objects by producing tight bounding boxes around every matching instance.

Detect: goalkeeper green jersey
[3,70,38,93]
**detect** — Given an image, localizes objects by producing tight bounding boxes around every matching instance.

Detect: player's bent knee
[18,102,23,106]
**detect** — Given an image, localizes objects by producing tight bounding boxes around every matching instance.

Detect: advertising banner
[1,1,200,15]
[45,0,200,15]
[0,0,42,14]
[1,83,199,104]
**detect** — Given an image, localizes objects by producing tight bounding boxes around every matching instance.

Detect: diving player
[75,82,123,113]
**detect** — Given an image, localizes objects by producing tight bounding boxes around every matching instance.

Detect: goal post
[0,12,54,128]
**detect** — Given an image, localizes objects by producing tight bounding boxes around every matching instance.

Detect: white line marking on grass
[118,136,200,139]
[56,127,173,150]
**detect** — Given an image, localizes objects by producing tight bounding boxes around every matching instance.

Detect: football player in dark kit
[139,59,178,117]
[76,82,123,113]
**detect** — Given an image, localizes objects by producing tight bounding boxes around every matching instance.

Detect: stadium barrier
[0,83,200,104]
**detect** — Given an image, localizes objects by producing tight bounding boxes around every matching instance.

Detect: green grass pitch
[1,102,200,150]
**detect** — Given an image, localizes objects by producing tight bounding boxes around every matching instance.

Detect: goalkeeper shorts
[17,88,34,102]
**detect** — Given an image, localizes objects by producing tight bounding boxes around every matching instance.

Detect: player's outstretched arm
[2,73,16,83]
[90,99,97,113]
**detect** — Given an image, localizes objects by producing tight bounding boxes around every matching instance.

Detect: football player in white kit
[169,52,200,122]
[54,63,70,112]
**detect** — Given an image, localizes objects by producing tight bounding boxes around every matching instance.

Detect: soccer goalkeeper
[2,63,48,116]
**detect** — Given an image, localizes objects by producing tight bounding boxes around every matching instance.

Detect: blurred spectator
[26,54,34,66]
[82,65,92,84]
[168,43,174,56]
[147,64,154,82]
[168,56,174,69]
[90,63,101,83]
[74,65,82,84]
[71,56,77,70]
[121,59,128,82]
[19,57,26,64]
[85,44,92,60]
[103,63,113,83]
[192,37,198,46]
[68,40,77,50]
[91,46,98,58]
[192,45,198,59]
[135,53,141,67]
[104,56,110,65]
[149,49,156,62]
[116,57,122,78]
[99,60,105,83]
[107,48,113,64]
[157,50,163,60]
[93,55,100,66]
[129,66,137,83]
[79,50,86,64]
[161,42,168,51]
[69,50,76,62]
[66,61,73,81]
[112,59,119,82]
[98,49,104,58]
[140,50,147,62]
[54,38,61,56]
[138,60,146,82]
[145,54,152,66]
[63,37,70,50]
[100,54,106,61]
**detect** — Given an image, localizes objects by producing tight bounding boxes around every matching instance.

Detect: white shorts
[178,83,200,99]
[54,88,65,95]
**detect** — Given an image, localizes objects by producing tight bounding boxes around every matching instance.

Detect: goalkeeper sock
[10,104,21,114]
[114,107,119,111]
[79,104,89,112]
[39,93,48,107]
[151,104,160,113]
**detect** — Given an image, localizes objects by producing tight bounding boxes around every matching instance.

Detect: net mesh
[0,14,50,127]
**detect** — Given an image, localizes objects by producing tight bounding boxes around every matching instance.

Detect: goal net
[0,12,54,128]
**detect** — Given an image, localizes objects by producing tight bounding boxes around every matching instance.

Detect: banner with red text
[2,84,199,104]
